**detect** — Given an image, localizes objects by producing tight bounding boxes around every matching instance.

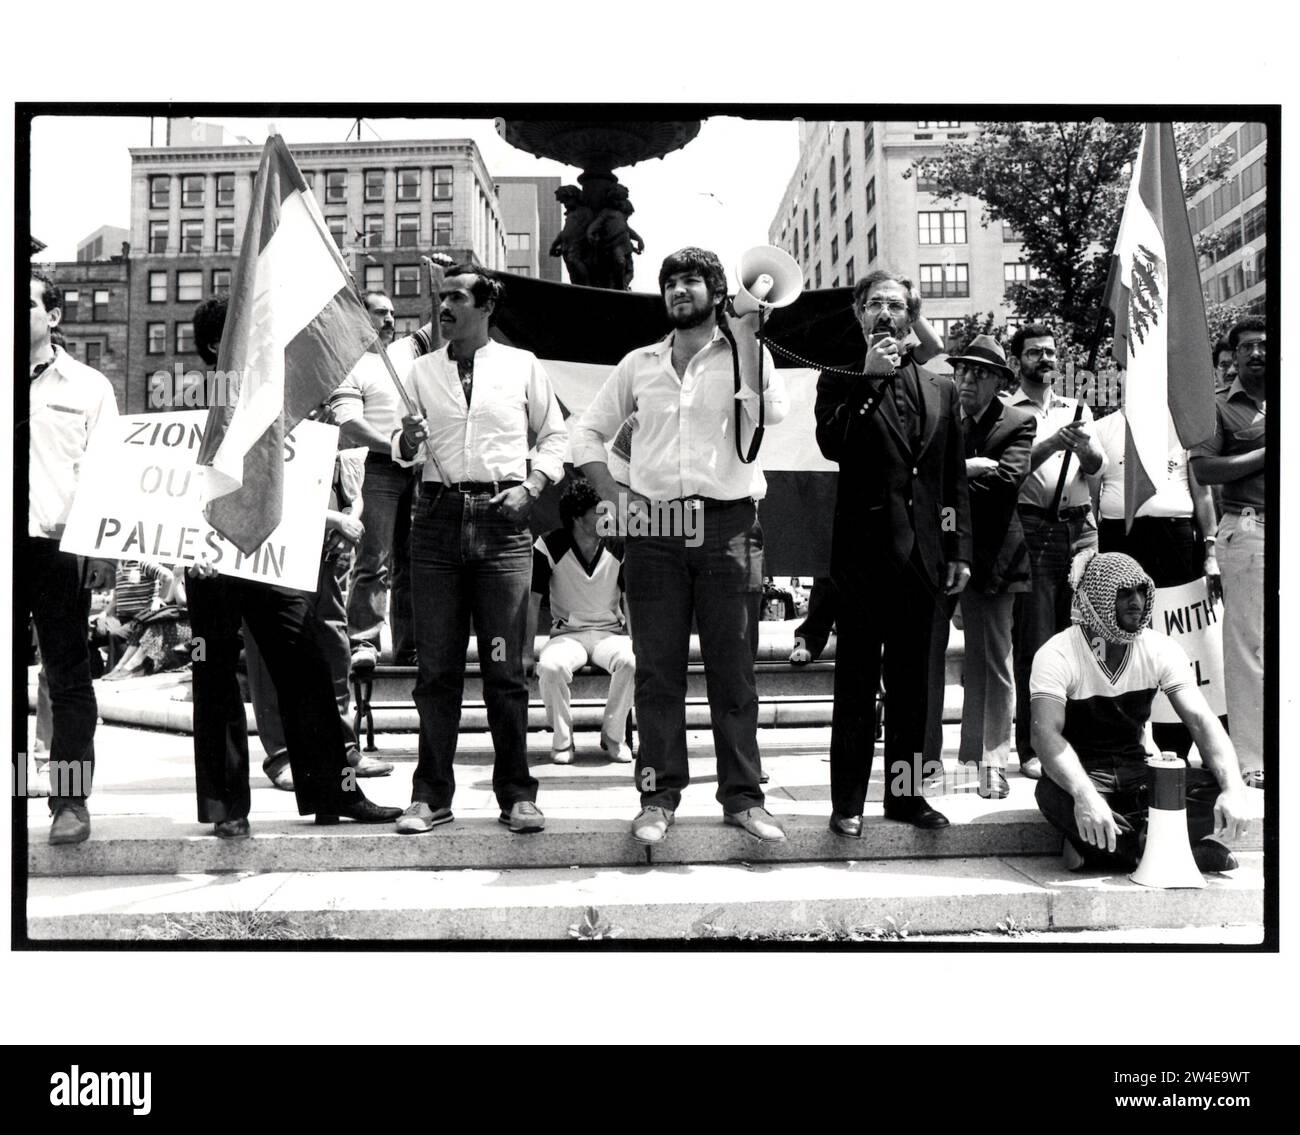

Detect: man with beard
[1191,316,1267,789]
[572,248,788,845]
[1007,324,1105,780]
[1031,551,1248,872]
[814,269,971,836]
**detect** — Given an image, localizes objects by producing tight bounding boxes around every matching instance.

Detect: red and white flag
[198,133,377,553]
[1104,122,1217,527]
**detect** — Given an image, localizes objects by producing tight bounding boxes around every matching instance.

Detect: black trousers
[1034,756,1221,870]
[830,552,941,816]
[792,576,838,658]
[188,574,351,822]
[27,538,96,805]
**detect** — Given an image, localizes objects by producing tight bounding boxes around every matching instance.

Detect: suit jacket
[815,355,972,589]
[963,397,1035,594]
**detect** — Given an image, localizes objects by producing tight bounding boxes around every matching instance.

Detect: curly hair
[657,247,727,302]
[443,261,504,321]
[559,477,602,529]
[1227,315,1265,351]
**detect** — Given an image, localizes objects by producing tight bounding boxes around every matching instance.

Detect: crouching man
[1031,550,1249,872]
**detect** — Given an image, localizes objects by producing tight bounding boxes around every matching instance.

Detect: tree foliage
[909,121,1235,345]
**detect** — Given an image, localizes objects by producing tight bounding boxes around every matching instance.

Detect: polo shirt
[1188,378,1266,514]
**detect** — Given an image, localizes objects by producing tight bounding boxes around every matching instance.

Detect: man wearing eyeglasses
[815,270,971,836]
[1212,338,1237,396]
[1006,324,1106,781]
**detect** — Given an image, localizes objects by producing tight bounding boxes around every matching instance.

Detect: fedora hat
[948,334,1014,380]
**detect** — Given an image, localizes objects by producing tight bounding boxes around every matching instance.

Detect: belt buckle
[683,498,702,514]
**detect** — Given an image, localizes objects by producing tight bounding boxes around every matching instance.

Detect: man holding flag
[188,134,403,835]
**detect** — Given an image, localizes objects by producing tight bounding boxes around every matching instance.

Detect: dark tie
[961,412,976,457]
[892,368,918,443]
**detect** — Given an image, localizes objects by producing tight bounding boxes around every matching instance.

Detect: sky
[29,113,799,293]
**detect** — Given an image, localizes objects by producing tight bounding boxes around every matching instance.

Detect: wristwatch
[523,480,542,501]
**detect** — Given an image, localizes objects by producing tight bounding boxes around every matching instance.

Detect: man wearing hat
[940,336,1035,799]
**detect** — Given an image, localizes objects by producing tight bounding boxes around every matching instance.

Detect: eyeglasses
[862,300,908,315]
[952,362,995,380]
[1021,347,1057,360]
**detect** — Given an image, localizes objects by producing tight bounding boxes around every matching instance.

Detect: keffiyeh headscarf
[1069,550,1155,644]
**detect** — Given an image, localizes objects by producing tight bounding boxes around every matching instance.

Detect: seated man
[526,479,634,764]
[1031,551,1249,872]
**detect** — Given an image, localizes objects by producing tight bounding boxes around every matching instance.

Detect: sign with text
[60,412,336,592]
[1151,576,1226,723]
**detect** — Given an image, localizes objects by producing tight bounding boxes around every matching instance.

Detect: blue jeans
[1013,510,1097,760]
[346,456,416,659]
[624,499,765,813]
[408,489,536,811]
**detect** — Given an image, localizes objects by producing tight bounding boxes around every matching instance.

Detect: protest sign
[1150,576,1226,723]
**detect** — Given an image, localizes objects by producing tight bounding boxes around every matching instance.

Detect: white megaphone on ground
[732,246,803,316]
[1130,754,1207,889]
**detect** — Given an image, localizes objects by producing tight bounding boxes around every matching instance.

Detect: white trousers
[1218,511,1265,772]
[537,630,636,751]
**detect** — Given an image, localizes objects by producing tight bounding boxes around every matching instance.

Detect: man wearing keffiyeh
[1029,550,1249,872]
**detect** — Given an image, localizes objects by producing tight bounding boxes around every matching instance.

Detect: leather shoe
[978,766,1010,800]
[347,750,394,777]
[1020,756,1043,780]
[263,755,294,791]
[724,806,786,842]
[631,805,674,844]
[315,795,403,824]
[829,812,862,838]
[1192,839,1239,873]
[49,803,91,845]
[883,799,950,829]
[551,744,575,765]
[498,800,545,833]
[599,736,633,763]
[214,817,250,839]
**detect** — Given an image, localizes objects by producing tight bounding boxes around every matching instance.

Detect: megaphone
[1130,754,1207,889]
[733,246,803,316]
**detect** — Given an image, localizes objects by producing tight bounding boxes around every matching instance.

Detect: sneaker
[350,643,378,677]
[49,803,91,846]
[551,744,575,765]
[28,754,51,798]
[1242,769,1264,790]
[724,806,786,842]
[395,802,453,834]
[631,805,674,844]
[599,736,633,763]
[498,800,545,833]
[977,765,1010,800]
[1191,839,1239,873]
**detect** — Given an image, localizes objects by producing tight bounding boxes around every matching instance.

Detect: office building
[1185,121,1266,313]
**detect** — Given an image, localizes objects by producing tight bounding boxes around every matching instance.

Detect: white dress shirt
[392,338,567,486]
[329,332,428,439]
[1093,410,1193,520]
[1008,388,1106,510]
[29,345,119,537]
[570,327,786,502]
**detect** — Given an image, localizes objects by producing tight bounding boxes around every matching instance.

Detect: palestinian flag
[491,276,868,576]
[1104,122,1217,528]
[198,134,378,554]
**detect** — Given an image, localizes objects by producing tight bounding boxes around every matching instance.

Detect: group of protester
[26,248,1265,873]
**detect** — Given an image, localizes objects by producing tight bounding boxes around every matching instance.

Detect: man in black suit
[815,270,972,835]
[944,336,1034,799]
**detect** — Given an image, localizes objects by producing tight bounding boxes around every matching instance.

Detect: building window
[843,128,852,167]
[302,171,315,191]
[394,316,421,336]
[845,212,854,242]
[507,232,532,251]
[814,220,821,245]
[176,322,196,354]
[149,271,167,302]
[433,167,453,200]
[1240,155,1266,200]
[831,277,840,288]
[212,269,231,295]
[327,217,346,249]
[813,188,820,221]
[363,214,384,248]
[180,219,203,253]
[149,220,168,253]
[815,262,822,288]
[802,209,809,239]
[181,174,205,208]
[397,168,421,201]
[803,240,810,263]
[845,257,855,286]
[866,177,876,213]
[433,213,453,247]
[364,265,385,293]
[918,210,967,244]
[85,341,103,371]
[177,270,203,302]
[916,171,939,192]
[396,215,420,248]
[147,323,167,354]
[831,236,839,264]
[216,173,235,207]
[843,163,852,193]
[830,190,837,218]
[394,266,420,296]
[1003,221,1023,242]
[364,169,385,203]
[1242,202,1266,244]
[867,225,878,262]
[325,171,347,204]
[865,125,874,158]
[150,176,170,209]
[829,157,837,191]
[1237,122,1266,156]
[1003,262,1041,295]
[62,290,79,324]
[216,217,235,252]
[917,121,961,129]
[91,289,110,320]
[919,263,969,299]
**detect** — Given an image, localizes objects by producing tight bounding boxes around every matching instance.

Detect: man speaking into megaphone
[572,247,789,847]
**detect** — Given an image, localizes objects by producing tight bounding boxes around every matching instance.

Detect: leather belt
[673,496,752,511]
[434,481,522,495]
[1020,503,1091,521]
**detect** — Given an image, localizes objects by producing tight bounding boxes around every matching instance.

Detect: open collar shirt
[29,344,119,538]
[570,327,786,502]
[391,338,567,486]
[1009,387,1105,510]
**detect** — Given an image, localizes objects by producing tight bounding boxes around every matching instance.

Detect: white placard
[59,411,336,592]
[1150,576,1226,723]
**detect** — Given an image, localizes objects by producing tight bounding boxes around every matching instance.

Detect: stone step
[25,852,1264,942]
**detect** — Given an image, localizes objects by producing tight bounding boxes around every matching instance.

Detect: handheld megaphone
[733,245,803,316]
[1130,754,1208,889]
